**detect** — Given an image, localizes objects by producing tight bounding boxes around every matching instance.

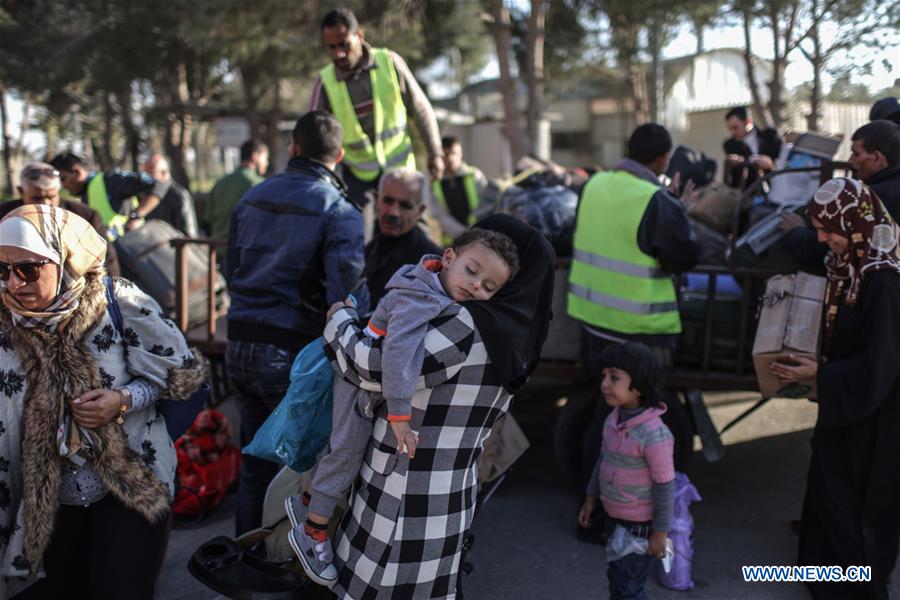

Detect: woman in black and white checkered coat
[321,215,555,599]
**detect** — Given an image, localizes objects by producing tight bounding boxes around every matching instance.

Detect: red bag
[173,409,241,519]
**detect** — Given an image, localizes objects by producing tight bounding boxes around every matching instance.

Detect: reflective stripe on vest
[320,48,415,182]
[566,170,681,335]
[86,174,133,240]
[433,170,479,245]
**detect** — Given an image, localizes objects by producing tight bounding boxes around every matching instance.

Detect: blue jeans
[226,340,297,535]
[608,552,655,600]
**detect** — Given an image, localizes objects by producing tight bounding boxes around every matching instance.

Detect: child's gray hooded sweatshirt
[366,254,456,421]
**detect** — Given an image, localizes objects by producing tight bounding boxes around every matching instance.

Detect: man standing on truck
[722,106,781,189]
[307,8,444,213]
[567,123,701,537]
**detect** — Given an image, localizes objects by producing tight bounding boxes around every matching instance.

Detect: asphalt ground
[160,384,900,599]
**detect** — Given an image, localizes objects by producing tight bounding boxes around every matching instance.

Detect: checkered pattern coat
[323,304,512,599]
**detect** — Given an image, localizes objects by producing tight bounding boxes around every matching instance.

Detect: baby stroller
[187,414,530,599]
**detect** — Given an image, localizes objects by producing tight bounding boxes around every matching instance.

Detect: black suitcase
[113,219,228,328]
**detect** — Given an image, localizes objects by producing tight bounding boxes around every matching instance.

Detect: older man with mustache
[364,168,441,307]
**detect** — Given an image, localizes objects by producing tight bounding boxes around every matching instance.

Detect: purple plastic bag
[658,472,702,591]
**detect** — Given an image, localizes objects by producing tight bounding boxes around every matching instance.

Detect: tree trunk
[526,0,545,158]
[766,4,784,128]
[768,60,785,128]
[765,0,799,129]
[165,61,192,190]
[241,67,262,140]
[693,20,704,54]
[740,5,772,128]
[489,0,528,162]
[165,114,192,190]
[101,91,115,170]
[804,0,823,132]
[44,117,59,162]
[648,18,664,123]
[12,96,30,176]
[90,138,105,171]
[118,85,142,171]
[626,57,650,126]
[193,121,210,189]
[264,75,283,176]
[806,62,822,132]
[0,85,13,197]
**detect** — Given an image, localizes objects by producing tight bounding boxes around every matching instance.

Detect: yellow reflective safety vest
[567,171,681,335]
[432,170,479,246]
[86,173,135,240]
[320,48,415,182]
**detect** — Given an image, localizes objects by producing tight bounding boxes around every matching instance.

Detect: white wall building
[663,48,772,160]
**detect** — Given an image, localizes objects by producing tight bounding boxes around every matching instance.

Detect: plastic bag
[658,472,702,591]
[498,184,577,257]
[242,338,334,473]
[606,525,674,571]
[606,524,649,563]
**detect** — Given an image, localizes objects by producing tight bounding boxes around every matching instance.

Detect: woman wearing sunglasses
[0,205,206,599]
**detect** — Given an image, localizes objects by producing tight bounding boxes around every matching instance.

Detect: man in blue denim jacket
[225,110,370,534]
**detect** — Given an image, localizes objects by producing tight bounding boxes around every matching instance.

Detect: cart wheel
[553,383,597,489]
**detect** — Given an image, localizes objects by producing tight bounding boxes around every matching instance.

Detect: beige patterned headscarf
[0,204,107,331]
[0,205,109,463]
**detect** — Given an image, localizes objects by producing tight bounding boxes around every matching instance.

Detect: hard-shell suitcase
[114,219,228,327]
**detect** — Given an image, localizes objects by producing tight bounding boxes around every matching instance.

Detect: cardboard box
[752,272,827,399]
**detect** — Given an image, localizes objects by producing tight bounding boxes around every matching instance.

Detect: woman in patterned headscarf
[771,178,900,600]
[0,205,205,599]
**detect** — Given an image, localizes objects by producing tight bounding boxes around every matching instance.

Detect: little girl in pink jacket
[578,342,675,599]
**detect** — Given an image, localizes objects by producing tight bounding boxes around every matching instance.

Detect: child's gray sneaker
[288,525,338,587]
[285,495,308,529]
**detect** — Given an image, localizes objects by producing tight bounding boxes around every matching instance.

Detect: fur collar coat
[0,273,205,582]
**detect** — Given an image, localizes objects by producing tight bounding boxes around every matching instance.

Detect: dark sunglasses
[24,168,59,181]
[0,259,52,283]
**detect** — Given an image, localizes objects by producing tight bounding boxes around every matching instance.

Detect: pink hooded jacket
[590,404,675,523]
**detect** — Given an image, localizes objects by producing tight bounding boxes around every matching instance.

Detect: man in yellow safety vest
[430,135,488,246]
[308,8,444,213]
[50,152,165,240]
[566,123,701,541]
